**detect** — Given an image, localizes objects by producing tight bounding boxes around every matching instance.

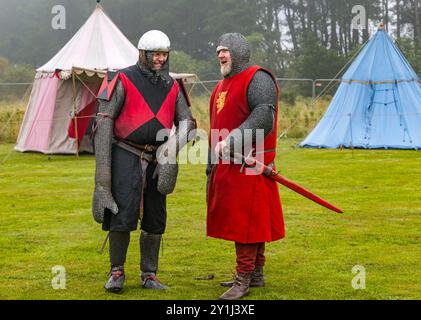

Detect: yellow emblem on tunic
[216,91,228,114]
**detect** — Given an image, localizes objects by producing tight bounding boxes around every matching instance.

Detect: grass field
[0,139,420,300]
[0,101,26,144]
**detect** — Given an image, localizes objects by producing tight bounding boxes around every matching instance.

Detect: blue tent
[300,26,421,149]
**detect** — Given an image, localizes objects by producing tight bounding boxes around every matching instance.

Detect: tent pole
[72,69,80,158]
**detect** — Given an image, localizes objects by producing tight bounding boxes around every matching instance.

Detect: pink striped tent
[15,3,139,154]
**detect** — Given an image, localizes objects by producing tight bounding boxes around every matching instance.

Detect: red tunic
[207,65,285,244]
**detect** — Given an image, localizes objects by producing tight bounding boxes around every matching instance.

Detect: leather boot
[140,230,168,290]
[220,266,264,287]
[104,265,125,293]
[141,272,168,290]
[218,272,251,300]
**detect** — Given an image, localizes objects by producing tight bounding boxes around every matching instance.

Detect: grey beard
[220,64,232,77]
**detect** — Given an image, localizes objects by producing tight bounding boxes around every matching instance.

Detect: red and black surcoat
[114,65,180,146]
[100,65,180,233]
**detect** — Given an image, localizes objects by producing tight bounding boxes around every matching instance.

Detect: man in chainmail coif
[206,33,285,300]
[92,30,196,293]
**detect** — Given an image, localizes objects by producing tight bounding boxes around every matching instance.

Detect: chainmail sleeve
[226,70,277,153]
[94,80,125,186]
[174,90,195,126]
[92,80,125,223]
[158,89,196,157]
[247,70,277,115]
[155,88,197,195]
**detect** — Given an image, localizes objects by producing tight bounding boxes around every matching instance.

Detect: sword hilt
[238,149,254,173]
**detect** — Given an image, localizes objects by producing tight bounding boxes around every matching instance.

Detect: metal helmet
[137,30,171,52]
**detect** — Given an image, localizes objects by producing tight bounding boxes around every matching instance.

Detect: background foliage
[0,0,420,93]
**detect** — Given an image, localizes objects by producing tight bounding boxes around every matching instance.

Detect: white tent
[15,3,196,154]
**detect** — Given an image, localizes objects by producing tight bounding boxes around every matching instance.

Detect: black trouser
[102,145,167,234]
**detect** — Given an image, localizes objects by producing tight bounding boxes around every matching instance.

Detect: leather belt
[114,137,158,154]
[113,139,157,164]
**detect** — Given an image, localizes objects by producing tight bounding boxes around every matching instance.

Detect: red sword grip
[274,174,343,214]
[232,150,344,214]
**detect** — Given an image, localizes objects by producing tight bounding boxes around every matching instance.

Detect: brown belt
[113,139,157,164]
[114,137,159,154]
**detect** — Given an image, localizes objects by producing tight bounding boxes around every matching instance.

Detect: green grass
[0,139,420,300]
[0,101,26,143]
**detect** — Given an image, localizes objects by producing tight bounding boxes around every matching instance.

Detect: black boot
[220,266,265,287]
[104,265,125,293]
[250,266,264,287]
[105,231,130,293]
[219,272,251,300]
[140,230,168,290]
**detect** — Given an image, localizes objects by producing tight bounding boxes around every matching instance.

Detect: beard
[220,62,232,77]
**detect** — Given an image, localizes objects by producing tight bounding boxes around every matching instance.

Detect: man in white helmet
[92,30,196,293]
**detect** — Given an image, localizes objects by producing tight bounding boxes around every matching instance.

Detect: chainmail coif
[217,33,251,77]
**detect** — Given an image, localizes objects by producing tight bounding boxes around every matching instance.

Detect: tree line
[0,0,420,90]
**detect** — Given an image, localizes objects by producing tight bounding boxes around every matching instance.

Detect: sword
[227,149,343,214]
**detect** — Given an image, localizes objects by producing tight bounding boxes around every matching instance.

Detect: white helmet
[137,30,171,52]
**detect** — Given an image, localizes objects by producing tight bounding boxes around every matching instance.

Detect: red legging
[235,242,265,274]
